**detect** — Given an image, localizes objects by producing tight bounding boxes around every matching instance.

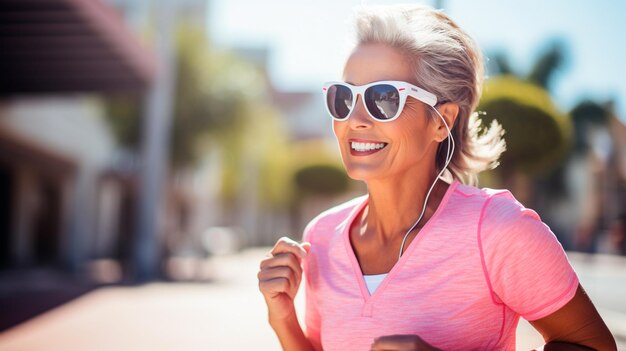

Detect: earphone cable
[398,108,455,260]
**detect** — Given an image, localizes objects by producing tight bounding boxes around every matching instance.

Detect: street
[0,249,624,350]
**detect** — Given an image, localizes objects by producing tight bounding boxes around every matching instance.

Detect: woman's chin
[344,166,385,182]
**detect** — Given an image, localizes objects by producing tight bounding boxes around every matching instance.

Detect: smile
[351,142,386,151]
[349,140,388,156]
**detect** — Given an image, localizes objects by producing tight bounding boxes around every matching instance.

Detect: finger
[258,255,304,296]
[272,237,308,259]
[259,252,303,276]
[271,237,308,259]
[258,266,298,289]
[258,277,291,296]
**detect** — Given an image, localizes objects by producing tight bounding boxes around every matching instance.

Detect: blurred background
[0,0,624,350]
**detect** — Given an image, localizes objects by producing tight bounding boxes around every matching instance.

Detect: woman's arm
[270,310,316,351]
[258,237,315,351]
[530,284,617,351]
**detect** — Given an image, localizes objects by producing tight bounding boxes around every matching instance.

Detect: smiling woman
[257,4,616,351]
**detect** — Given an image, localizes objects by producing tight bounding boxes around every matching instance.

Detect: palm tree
[479,40,572,205]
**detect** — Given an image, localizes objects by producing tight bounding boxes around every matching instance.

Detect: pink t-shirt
[302,179,579,351]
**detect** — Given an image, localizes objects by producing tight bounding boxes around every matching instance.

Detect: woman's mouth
[349,140,388,156]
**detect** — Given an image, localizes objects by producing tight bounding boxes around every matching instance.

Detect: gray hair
[352,4,505,186]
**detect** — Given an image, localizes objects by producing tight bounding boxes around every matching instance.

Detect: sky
[207,0,626,119]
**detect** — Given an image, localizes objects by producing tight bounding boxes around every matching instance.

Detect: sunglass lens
[364,84,400,120]
[327,84,353,120]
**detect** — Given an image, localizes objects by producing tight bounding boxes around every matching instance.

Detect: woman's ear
[435,103,459,141]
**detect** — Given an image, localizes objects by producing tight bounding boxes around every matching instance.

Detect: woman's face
[334,43,443,182]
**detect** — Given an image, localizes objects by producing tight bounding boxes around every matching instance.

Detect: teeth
[351,142,387,152]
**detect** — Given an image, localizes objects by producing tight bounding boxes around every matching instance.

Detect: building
[0,0,155,275]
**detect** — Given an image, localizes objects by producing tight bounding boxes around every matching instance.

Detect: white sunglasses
[322,80,438,122]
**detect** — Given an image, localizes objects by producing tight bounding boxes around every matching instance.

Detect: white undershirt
[363,273,388,295]
[360,172,452,296]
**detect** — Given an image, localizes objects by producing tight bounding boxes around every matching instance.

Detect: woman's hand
[258,237,311,322]
[370,335,442,351]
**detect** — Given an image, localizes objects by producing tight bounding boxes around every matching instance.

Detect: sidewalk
[0,249,623,350]
[0,250,282,351]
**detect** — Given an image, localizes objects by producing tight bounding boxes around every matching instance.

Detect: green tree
[479,76,572,177]
[103,24,264,169]
[487,39,567,90]
[479,42,573,196]
[287,140,353,233]
[487,51,514,76]
[290,140,350,199]
[171,25,264,168]
[527,41,566,90]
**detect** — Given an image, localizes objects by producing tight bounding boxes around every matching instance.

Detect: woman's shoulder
[308,194,367,227]
[302,195,367,242]
[450,180,539,222]
[453,180,513,201]
[448,180,523,212]
[454,181,549,245]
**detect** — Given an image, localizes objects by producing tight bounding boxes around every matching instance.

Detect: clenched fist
[258,237,311,322]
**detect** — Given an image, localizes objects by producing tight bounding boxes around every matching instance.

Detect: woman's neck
[362,166,449,245]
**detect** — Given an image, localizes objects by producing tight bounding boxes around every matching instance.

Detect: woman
[258,4,616,350]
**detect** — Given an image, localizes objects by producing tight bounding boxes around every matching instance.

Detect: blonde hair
[352,4,505,186]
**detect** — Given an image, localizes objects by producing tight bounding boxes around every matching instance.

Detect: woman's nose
[348,95,373,129]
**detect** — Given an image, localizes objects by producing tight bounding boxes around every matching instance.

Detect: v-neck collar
[342,179,459,316]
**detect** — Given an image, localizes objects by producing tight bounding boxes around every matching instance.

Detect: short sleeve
[302,218,323,350]
[479,192,579,321]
